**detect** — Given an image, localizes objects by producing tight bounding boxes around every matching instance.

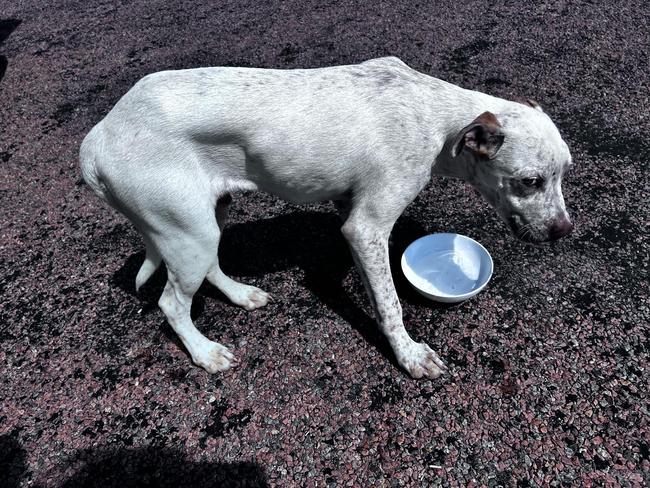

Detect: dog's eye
[521,177,543,188]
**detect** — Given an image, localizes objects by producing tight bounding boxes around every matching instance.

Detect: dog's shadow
[0,432,268,487]
[112,210,453,364]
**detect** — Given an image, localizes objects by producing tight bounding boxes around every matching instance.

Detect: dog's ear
[451,111,505,160]
[526,98,544,112]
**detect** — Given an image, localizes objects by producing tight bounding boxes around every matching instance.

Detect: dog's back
[81,57,442,206]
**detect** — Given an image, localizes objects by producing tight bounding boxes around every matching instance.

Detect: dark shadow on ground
[0,19,21,83]
[0,433,26,488]
[57,447,268,488]
[111,210,455,365]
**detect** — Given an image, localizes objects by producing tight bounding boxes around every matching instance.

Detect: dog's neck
[425,83,513,182]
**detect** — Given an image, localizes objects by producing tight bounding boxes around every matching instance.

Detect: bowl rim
[401,232,494,301]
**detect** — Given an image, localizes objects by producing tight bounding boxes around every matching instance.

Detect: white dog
[80,57,573,379]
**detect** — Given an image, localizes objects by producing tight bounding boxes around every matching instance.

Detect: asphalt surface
[1,1,648,486]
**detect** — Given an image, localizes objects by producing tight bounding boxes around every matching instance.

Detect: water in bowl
[415,250,480,296]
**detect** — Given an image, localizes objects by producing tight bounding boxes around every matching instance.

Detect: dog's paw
[191,341,236,373]
[397,342,447,379]
[231,285,272,311]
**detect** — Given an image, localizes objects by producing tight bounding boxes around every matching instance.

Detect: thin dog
[80,57,573,379]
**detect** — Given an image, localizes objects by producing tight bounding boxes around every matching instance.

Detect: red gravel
[1,1,648,486]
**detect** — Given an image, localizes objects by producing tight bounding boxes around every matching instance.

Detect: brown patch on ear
[451,111,505,160]
[475,111,502,129]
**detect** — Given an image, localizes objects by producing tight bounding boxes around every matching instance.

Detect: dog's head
[451,102,573,243]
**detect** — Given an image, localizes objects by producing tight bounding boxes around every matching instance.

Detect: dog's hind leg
[135,238,162,291]
[206,265,271,311]
[204,193,272,311]
[147,197,236,373]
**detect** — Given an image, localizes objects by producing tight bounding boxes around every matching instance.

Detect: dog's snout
[548,217,573,240]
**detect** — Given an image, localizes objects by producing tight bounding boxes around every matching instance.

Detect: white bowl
[401,233,493,303]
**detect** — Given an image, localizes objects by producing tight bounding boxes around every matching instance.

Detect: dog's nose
[548,218,573,240]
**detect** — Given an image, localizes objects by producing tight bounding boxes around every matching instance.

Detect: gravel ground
[1,1,648,486]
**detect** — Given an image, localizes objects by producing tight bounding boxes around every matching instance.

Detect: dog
[80,57,573,379]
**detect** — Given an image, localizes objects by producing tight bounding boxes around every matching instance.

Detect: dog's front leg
[341,216,447,379]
